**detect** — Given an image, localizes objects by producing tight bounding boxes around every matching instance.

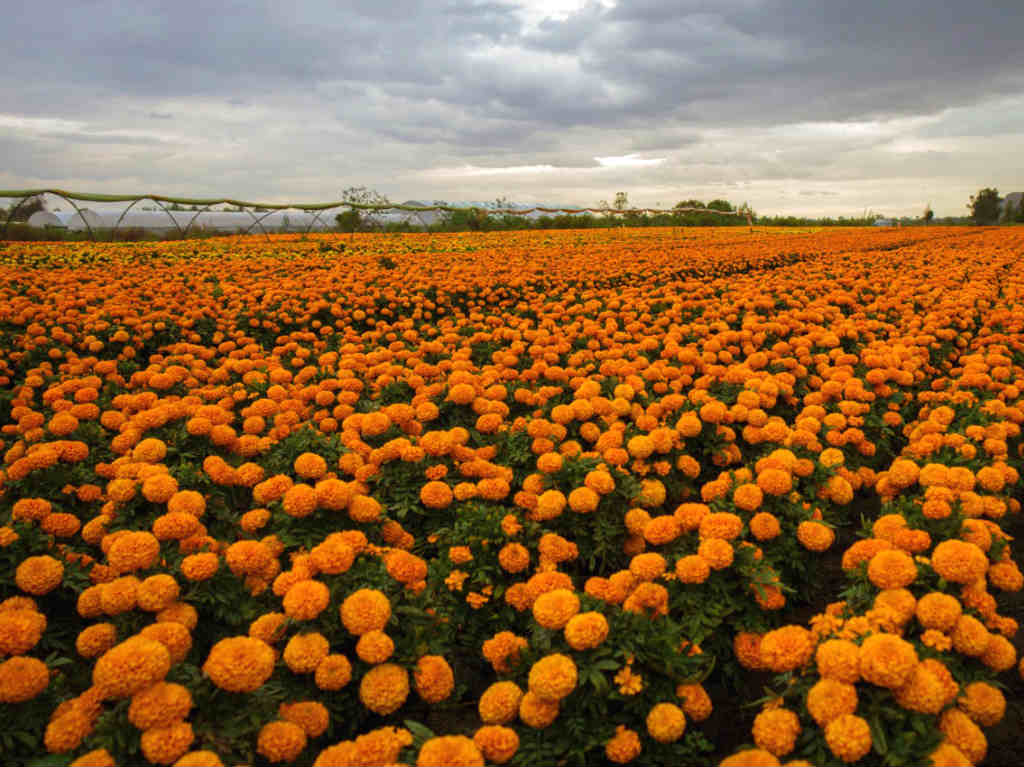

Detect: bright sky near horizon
[1,0,1022,218]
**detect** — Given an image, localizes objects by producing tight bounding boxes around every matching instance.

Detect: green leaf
[869,714,888,756]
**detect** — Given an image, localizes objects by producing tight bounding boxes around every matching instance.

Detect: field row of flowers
[0,226,1021,766]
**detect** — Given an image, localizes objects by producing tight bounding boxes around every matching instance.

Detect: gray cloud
[1,0,1022,217]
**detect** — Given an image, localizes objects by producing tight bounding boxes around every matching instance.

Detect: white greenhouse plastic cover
[32,209,339,232]
[27,211,65,227]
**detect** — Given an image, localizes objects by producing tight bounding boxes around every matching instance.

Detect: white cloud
[595,154,666,168]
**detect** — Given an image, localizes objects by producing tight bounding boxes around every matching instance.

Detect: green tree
[923,204,934,225]
[706,199,734,212]
[1016,198,1024,224]
[675,199,705,210]
[968,188,1001,224]
[613,192,629,210]
[335,186,390,232]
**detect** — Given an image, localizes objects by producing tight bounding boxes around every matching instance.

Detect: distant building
[873,218,896,227]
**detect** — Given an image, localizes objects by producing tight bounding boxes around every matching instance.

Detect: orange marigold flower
[532,588,580,630]
[698,538,734,570]
[749,512,781,541]
[699,512,743,540]
[482,632,528,674]
[759,625,814,672]
[958,681,1005,727]
[916,591,962,631]
[518,690,559,728]
[0,655,50,703]
[473,725,519,765]
[15,555,64,596]
[136,574,180,612]
[283,579,330,621]
[867,549,918,589]
[421,480,454,509]
[93,636,172,699]
[76,622,118,659]
[68,748,117,767]
[340,588,391,635]
[752,707,800,756]
[824,714,872,763]
[279,700,329,738]
[807,678,858,725]
[938,708,987,765]
[283,632,330,673]
[893,663,948,715]
[563,611,609,650]
[498,543,530,573]
[356,630,395,665]
[128,682,193,730]
[797,520,835,551]
[414,654,455,703]
[605,725,642,764]
[528,653,577,702]
[479,681,524,724]
[672,554,710,585]
[416,735,484,767]
[202,636,275,693]
[359,663,409,715]
[646,702,686,743]
[180,552,219,582]
[858,633,918,688]
[294,452,327,480]
[841,538,891,570]
[257,720,307,764]
[931,540,989,584]
[314,654,352,690]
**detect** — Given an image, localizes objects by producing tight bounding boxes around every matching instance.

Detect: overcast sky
[2,0,1022,217]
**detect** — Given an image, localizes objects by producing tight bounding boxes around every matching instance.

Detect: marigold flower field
[1,226,1022,766]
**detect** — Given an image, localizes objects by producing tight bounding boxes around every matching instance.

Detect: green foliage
[968,187,1001,224]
